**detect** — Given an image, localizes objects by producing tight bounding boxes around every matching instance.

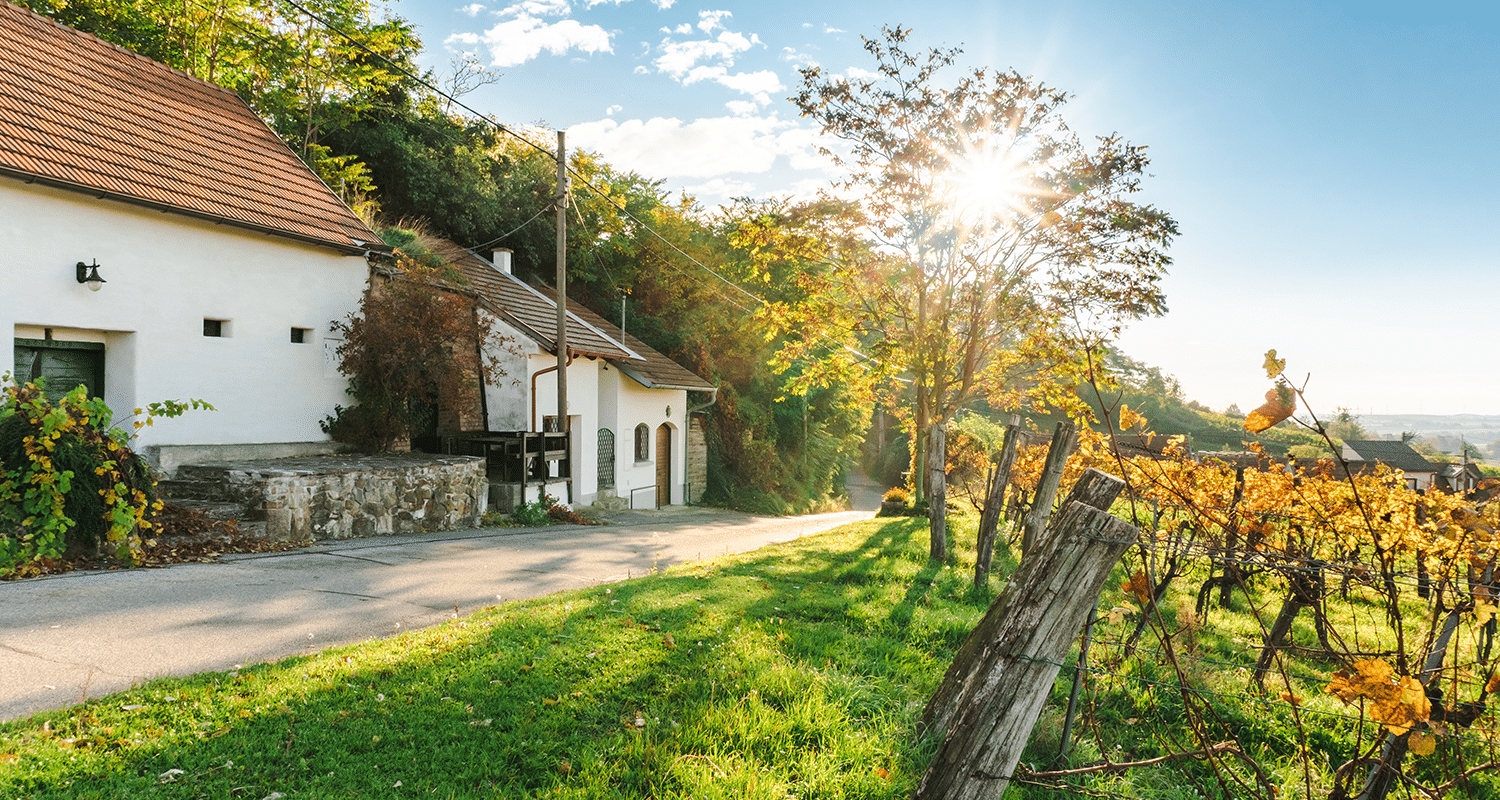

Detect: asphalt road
[0,504,877,723]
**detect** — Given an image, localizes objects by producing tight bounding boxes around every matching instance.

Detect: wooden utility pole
[554,130,569,434]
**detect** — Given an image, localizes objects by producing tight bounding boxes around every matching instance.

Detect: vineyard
[961,412,1500,799]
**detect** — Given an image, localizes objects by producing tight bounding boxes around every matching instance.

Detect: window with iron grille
[597,429,616,490]
[634,423,650,462]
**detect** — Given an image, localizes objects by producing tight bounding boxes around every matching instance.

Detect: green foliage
[1083,349,1326,456]
[0,381,159,576]
[510,495,555,527]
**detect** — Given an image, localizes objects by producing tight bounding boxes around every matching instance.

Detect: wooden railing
[442,431,571,487]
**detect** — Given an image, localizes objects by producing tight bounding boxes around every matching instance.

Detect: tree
[786,26,1176,558]
[324,235,507,453]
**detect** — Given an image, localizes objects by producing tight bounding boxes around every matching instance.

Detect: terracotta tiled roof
[0,1,377,252]
[429,241,713,390]
[435,243,635,361]
[566,303,716,391]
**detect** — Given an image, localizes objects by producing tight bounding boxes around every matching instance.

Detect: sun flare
[941,139,1035,220]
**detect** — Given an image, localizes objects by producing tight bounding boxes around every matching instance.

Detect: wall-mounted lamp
[75,260,105,292]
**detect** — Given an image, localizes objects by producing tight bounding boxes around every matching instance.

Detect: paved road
[0,506,874,723]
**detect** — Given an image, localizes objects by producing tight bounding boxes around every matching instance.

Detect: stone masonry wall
[201,454,486,543]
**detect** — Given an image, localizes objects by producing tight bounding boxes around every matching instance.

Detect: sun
[940,137,1035,221]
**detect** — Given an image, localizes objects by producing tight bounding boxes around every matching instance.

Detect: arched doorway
[655,423,672,508]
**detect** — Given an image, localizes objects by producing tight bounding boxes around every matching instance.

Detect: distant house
[0,1,381,474]
[1340,440,1439,491]
[1436,462,1484,496]
[431,243,716,509]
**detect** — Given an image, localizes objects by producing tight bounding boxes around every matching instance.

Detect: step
[156,478,232,503]
[162,499,259,522]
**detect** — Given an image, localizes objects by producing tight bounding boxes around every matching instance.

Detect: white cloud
[662,23,692,34]
[633,64,649,74]
[606,104,623,115]
[823,24,844,34]
[652,0,675,7]
[724,100,758,115]
[715,69,781,96]
[697,10,732,34]
[686,177,758,202]
[461,4,486,17]
[568,115,795,178]
[654,32,756,77]
[452,14,613,67]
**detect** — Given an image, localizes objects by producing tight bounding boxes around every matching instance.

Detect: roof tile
[0,1,377,251]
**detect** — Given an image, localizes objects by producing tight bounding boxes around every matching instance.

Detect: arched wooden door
[655,424,671,508]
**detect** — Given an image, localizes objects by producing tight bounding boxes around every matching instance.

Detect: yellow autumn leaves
[1326,659,1430,737]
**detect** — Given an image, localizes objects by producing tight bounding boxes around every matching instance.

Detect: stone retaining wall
[179,454,486,543]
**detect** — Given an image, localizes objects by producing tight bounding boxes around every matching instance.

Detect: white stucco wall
[1,178,368,461]
[613,377,688,507]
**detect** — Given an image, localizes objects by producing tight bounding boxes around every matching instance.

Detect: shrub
[0,382,157,575]
[881,486,910,504]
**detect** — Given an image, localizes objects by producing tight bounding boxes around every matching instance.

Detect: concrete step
[162,499,259,522]
[157,478,231,502]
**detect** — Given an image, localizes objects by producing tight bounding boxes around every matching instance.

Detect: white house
[439,243,716,509]
[0,2,380,474]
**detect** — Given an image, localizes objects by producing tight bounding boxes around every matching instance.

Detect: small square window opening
[291,327,312,343]
[203,319,225,337]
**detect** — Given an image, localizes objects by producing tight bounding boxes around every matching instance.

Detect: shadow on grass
[0,515,1015,799]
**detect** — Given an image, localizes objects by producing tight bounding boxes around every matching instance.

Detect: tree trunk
[974,415,1021,588]
[929,421,948,561]
[924,469,1127,734]
[915,489,1137,800]
[1022,420,1079,556]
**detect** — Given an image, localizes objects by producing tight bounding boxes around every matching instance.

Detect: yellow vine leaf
[1326,659,1431,736]
[1409,731,1436,756]
[1475,600,1498,627]
[1263,349,1287,379]
[1244,386,1295,433]
[1486,673,1500,695]
[1122,571,1152,605]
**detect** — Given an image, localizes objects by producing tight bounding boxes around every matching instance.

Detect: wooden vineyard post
[915,469,1136,800]
[974,415,1021,589]
[929,421,948,560]
[1021,420,1078,556]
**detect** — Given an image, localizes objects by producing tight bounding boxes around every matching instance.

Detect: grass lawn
[0,515,1010,799]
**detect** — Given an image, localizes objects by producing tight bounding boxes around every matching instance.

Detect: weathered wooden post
[917,469,1135,800]
[929,421,948,561]
[974,415,1021,589]
[1021,420,1078,556]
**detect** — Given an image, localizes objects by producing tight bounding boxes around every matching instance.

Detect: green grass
[0,515,1009,799]
[9,511,1497,799]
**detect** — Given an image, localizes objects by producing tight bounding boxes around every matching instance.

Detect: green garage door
[13,338,105,399]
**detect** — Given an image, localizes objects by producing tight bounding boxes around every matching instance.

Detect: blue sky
[390,0,1500,416]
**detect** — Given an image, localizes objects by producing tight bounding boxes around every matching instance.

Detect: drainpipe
[531,350,575,431]
[687,387,720,417]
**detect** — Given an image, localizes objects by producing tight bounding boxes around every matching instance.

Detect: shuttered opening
[13,338,105,398]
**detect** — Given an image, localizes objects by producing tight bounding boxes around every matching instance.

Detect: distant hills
[1354,414,1500,456]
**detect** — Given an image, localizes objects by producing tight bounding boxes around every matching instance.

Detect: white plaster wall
[530,355,601,505]
[613,377,688,506]
[0,179,368,452]
[480,316,533,431]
